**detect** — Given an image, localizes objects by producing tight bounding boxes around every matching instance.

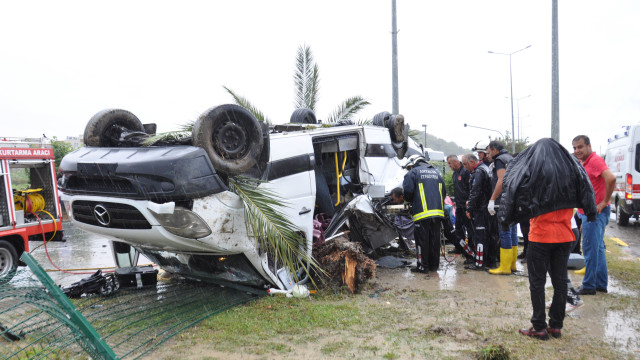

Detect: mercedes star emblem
[93,204,111,226]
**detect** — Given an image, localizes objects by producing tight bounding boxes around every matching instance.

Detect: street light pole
[489,45,531,153]
[463,123,504,139]
[391,0,399,114]
[505,94,531,141]
[422,124,427,148]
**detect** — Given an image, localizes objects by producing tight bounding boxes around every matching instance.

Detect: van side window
[636,144,640,172]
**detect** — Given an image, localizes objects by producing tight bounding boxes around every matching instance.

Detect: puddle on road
[17,220,150,286]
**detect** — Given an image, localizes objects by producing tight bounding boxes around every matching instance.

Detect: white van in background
[425,148,445,162]
[604,124,640,225]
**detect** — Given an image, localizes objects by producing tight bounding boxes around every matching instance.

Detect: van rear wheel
[0,240,18,282]
[616,202,630,226]
[84,109,146,147]
[193,104,264,176]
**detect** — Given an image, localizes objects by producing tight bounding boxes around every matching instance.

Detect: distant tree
[490,131,530,154]
[225,44,370,124]
[51,137,74,172]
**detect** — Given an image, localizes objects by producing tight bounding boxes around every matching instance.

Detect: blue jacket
[402,162,446,222]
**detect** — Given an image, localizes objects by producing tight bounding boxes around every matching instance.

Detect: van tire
[372,111,391,127]
[84,109,145,147]
[290,108,317,124]
[193,104,264,176]
[616,201,630,226]
[0,240,18,282]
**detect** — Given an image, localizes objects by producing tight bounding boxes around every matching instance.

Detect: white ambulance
[604,124,640,225]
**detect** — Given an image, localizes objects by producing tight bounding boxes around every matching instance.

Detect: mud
[10,223,640,359]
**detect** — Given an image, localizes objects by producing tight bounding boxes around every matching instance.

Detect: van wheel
[290,108,317,124]
[193,104,264,176]
[84,109,146,147]
[0,240,18,282]
[616,201,630,226]
[372,111,391,127]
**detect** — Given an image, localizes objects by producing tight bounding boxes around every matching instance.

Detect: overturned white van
[59,105,423,290]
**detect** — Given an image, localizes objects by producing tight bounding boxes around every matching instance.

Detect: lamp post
[463,123,504,139]
[518,114,530,141]
[489,45,531,153]
[422,124,427,148]
[505,94,531,141]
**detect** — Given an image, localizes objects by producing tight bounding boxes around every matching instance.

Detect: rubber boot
[511,247,518,272]
[489,248,512,275]
[574,267,585,275]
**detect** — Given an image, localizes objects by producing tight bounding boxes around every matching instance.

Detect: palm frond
[294,45,320,111]
[141,121,194,146]
[355,118,373,126]
[228,176,324,283]
[223,86,272,125]
[325,96,371,124]
[409,129,423,145]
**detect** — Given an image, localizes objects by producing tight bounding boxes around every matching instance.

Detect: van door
[360,126,406,194]
[260,133,316,266]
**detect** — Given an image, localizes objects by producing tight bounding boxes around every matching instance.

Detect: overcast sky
[1,1,639,153]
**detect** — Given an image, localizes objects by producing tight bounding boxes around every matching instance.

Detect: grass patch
[476,344,510,360]
[191,293,405,355]
[320,340,351,354]
[605,236,640,293]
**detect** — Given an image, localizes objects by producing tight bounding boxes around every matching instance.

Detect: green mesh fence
[1,254,261,359]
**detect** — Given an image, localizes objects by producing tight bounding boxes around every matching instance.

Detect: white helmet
[405,154,426,169]
[473,140,489,153]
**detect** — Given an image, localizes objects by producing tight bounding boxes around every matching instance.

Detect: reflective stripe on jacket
[402,162,446,222]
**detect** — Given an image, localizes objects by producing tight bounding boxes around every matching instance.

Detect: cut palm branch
[325,97,371,124]
[141,122,194,146]
[223,86,272,125]
[409,129,423,146]
[228,176,324,283]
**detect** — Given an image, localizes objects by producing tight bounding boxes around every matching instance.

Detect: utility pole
[391,0,399,114]
[551,0,559,141]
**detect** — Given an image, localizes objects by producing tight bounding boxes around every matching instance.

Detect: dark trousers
[414,218,442,271]
[520,220,530,254]
[487,216,500,267]
[455,206,473,248]
[471,211,490,267]
[527,241,573,330]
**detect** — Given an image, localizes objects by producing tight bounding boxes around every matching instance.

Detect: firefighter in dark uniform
[403,154,446,273]
[486,140,517,274]
[447,154,474,263]
[463,153,492,270]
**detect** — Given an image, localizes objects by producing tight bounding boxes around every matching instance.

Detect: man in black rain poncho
[497,138,597,340]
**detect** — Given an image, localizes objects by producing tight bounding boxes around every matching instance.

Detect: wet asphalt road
[606,212,640,259]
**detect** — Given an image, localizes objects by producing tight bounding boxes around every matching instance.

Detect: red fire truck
[0,140,64,281]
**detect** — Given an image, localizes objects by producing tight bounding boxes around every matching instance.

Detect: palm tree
[225,44,370,124]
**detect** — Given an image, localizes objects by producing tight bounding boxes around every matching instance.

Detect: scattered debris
[62,270,119,298]
[375,255,413,269]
